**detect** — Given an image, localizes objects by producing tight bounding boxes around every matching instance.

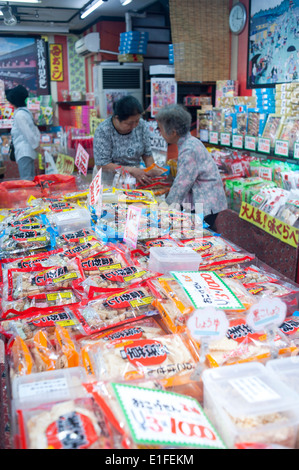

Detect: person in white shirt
[5,85,41,180]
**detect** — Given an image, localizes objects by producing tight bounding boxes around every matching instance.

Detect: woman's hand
[127,166,152,184]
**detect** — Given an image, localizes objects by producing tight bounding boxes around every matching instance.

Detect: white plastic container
[266,357,299,393]
[12,367,89,405]
[202,361,299,449]
[148,246,202,274]
[51,208,91,235]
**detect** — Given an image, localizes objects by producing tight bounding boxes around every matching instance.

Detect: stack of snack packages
[2,184,299,450]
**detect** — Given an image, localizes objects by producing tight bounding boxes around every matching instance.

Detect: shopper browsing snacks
[92,95,156,187]
[5,85,41,181]
[155,104,227,229]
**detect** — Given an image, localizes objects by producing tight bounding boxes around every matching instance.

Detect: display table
[214,209,299,282]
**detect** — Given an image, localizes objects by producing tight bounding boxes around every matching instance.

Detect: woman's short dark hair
[113,95,143,121]
[5,84,28,108]
[156,104,191,137]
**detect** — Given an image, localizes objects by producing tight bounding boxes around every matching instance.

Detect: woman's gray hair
[156,104,191,137]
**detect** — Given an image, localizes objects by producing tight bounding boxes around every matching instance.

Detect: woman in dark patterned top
[156,104,227,229]
[93,95,155,187]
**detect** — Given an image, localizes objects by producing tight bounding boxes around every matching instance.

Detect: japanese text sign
[239,202,299,248]
[56,154,75,175]
[49,44,64,82]
[89,168,102,215]
[111,383,226,449]
[75,143,89,176]
[247,298,287,331]
[170,271,244,310]
[123,205,142,249]
[187,307,229,343]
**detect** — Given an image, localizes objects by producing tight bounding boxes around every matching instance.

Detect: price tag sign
[75,143,89,176]
[275,139,289,157]
[247,298,287,331]
[232,134,243,149]
[294,142,299,159]
[244,135,256,151]
[171,271,244,310]
[187,308,229,344]
[220,133,231,146]
[209,131,218,144]
[199,129,209,142]
[111,383,226,449]
[89,168,102,216]
[258,137,271,154]
[123,205,142,249]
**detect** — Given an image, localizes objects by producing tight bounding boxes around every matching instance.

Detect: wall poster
[151,77,177,117]
[248,0,299,88]
[0,36,50,95]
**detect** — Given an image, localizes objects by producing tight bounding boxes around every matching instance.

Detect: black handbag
[9,141,15,162]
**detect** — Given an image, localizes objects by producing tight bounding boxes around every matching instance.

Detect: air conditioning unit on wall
[93,62,143,118]
[75,32,100,57]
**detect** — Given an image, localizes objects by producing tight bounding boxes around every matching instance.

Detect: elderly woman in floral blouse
[155,104,227,229]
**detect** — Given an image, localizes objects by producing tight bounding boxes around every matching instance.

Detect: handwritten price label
[171,271,244,310]
[187,308,229,342]
[247,298,287,331]
[75,143,89,176]
[111,383,226,449]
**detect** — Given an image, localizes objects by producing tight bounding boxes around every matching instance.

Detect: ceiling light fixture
[120,0,133,5]
[0,5,17,26]
[80,0,105,20]
[0,0,41,3]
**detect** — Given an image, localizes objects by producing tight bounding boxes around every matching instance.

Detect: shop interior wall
[51,0,252,128]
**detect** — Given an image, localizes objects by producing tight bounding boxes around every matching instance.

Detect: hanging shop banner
[56,153,75,175]
[0,37,50,96]
[151,77,177,117]
[36,38,50,95]
[75,143,89,176]
[49,44,64,82]
[239,201,299,248]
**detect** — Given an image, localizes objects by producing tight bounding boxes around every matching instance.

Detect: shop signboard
[49,44,64,82]
[239,201,299,248]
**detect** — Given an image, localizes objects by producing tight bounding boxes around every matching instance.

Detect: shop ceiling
[0,0,162,35]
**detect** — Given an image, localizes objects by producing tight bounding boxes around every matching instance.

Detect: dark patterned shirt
[166,133,228,216]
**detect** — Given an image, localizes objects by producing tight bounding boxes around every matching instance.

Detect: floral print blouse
[93,116,153,186]
[166,133,227,216]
